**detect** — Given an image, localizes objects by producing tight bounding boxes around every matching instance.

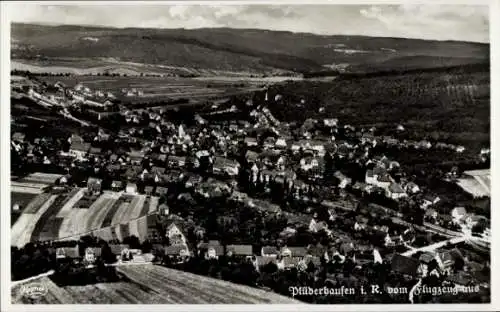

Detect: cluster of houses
[121,87,144,97]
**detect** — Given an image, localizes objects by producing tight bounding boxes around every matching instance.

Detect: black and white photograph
[1,1,496,309]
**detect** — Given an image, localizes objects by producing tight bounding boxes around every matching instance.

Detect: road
[402,236,467,257]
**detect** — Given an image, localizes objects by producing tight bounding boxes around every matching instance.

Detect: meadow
[11,265,299,304]
[38,75,263,104]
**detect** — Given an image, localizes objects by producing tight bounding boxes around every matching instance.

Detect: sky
[9,3,490,43]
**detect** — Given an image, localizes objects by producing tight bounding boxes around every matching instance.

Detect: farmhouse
[451,207,467,223]
[261,246,279,257]
[213,157,240,176]
[70,141,91,159]
[252,256,278,272]
[12,132,26,143]
[198,240,224,259]
[56,246,80,260]
[155,186,168,196]
[226,244,253,257]
[145,186,154,195]
[281,246,308,258]
[334,171,351,189]
[166,222,187,245]
[165,245,190,258]
[386,183,407,200]
[111,180,123,191]
[84,247,102,264]
[126,182,138,194]
[87,177,102,194]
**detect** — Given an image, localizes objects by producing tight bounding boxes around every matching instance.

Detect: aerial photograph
[7,3,490,305]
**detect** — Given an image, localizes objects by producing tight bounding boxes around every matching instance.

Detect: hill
[263,63,489,152]
[11,23,489,75]
[11,264,300,304]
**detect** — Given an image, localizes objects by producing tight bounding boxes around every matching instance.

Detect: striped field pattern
[11,265,300,304]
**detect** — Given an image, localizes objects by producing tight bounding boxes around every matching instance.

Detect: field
[457,169,490,198]
[11,192,40,225]
[11,265,299,304]
[11,192,37,211]
[11,187,160,246]
[11,195,58,247]
[11,173,63,194]
[34,75,264,104]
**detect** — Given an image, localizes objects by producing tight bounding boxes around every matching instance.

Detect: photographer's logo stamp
[20,283,47,300]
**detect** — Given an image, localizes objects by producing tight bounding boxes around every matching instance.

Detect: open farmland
[23,191,159,242]
[11,192,37,210]
[38,75,263,104]
[10,187,160,245]
[30,189,83,242]
[11,195,58,247]
[11,181,48,194]
[11,265,299,304]
[11,192,45,225]
[457,169,490,198]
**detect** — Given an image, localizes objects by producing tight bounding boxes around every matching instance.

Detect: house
[185,174,203,188]
[168,156,186,168]
[464,214,485,229]
[165,245,191,258]
[12,132,26,143]
[245,150,260,164]
[277,257,302,270]
[390,254,419,278]
[386,183,407,199]
[151,166,166,176]
[300,256,322,270]
[70,141,91,159]
[280,246,308,258]
[244,137,258,147]
[128,149,145,164]
[109,244,130,259]
[213,157,240,176]
[275,138,288,149]
[261,246,279,257]
[425,208,438,221]
[84,247,101,264]
[87,177,102,194]
[375,174,392,189]
[451,207,467,223]
[124,166,142,181]
[166,222,187,245]
[405,182,420,194]
[436,249,464,272]
[422,195,441,208]
[145,186,154,195]
[56,246,80,260]
[126,182,137,194]
[198,241,224,259]
[323,118,338,128]
[155,186,168,196]
[309,219,330,234]
[300,157,323,171]
[361,132,376,145]
[111,180,123,191]
[334,171,352,189]
[226,245,253,257]
[252,256,277,272]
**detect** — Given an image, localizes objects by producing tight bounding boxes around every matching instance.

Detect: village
[10,75,491,303]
